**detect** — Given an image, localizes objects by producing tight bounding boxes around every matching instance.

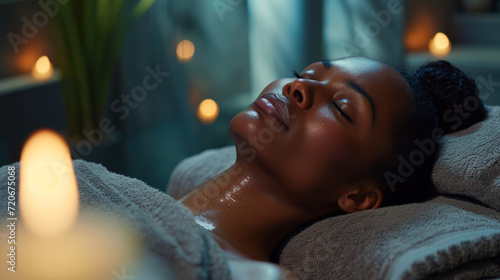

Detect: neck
[179,161,323,261]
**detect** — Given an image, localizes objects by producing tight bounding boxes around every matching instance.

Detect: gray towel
[166,143,500,279]
[0,160,231,280]
[277,195,500,280]
[168,146,236,198]
[432,105,500,211]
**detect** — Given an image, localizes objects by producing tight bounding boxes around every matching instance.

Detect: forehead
[327,57,387,75]
[305,57,403,84]
[304,57,410,105]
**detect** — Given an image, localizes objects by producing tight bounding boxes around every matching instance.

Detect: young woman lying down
[178,57,486,278]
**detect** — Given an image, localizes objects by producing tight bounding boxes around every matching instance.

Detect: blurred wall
[2,0,498,192]
[323,0,407,65]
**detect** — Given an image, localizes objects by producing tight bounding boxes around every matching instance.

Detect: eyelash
[293,70,304,79]
[332,101,354,124]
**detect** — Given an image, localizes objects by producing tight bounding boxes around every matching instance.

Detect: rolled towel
[432,105,500,211]
[274,195,500,280]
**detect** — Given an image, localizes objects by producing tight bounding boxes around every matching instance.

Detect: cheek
[282,112,359,193]
[300,110,356,165]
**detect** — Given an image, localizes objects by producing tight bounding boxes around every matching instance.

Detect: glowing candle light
[428,32,451,57]
[20,129,78,236]
[197,99,219,124]
[31,56,54,81]
[176,39,195,62]
[0,129,140,280]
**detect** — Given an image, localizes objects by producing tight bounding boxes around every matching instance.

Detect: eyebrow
[345,81,376,124]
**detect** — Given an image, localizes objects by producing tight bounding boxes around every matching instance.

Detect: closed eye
[293,70,304,79]
[332,101,353,124]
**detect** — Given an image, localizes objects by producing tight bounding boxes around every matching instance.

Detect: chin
[229,109,259,149]
[229,108,282,165]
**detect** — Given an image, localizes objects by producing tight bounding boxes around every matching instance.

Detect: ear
[337,184,383,213]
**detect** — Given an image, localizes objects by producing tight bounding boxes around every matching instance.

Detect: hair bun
[413,60,488,134]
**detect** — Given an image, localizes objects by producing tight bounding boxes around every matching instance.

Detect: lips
[255,94,290,129]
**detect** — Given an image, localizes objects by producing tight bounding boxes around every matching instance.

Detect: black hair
[413,60,488,133]
[378,60,488,206]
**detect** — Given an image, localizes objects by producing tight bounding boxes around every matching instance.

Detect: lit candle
[0,129,140,280]
[176,39,195,62]
[31,56,53,81]
[428,32,451,57]
[19,129,79,236]
[197,98,219,124]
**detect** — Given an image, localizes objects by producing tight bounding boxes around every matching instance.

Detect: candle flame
[176,39,195,62]
[433,32,450,49]
[429,32,451,57]
[32,56,53,80]
[35,56,51,73]
[20,129,79,236]
[197,99,219,124]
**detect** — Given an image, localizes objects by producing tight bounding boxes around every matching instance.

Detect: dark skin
[180,57,413,264]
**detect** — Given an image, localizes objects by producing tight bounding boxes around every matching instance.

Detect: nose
[283,79,313,110]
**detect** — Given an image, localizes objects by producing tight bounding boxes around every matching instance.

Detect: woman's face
[230,57,413,207]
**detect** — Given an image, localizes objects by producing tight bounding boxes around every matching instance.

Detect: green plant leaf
[127,0,157,29]
[48,0,157,140]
